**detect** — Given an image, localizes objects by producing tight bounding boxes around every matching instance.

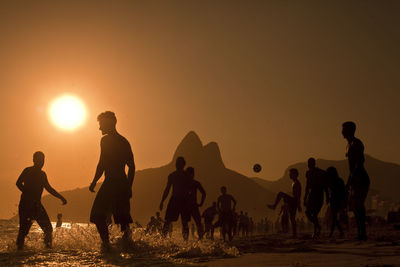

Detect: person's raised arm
[89,139,105,192]
[44,174,67,205]
[16,169,27,192]
[197,182,206,207]
[159,177,172,211]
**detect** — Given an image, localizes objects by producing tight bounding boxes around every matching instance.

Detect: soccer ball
[253,164,262,173]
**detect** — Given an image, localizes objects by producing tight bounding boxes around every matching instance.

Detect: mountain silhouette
[41,131,275,224]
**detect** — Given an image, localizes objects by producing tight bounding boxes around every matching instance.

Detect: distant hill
[251,155,400,204]
[42,131,276,224]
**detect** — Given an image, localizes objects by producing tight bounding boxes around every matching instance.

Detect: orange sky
[0,1,399,191]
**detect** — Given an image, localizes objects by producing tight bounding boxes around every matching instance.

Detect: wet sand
[207,240,400,267]
[206,229,400,267]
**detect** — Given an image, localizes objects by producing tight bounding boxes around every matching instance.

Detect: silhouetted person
[181,167,205,240]
[56,213,63,228]
[238,211,245,237]
[160,157,187,238]
[326,166,346,238]
[16,151,67,250]
[268,168,302,237]
[249,217,254,237]
[202,202,218,240]
[280,202,290,233]
[217,186,237,241]
[244,212,250,237]
[342,121,370,240]
[146,216,157,234]
[304,158,328,239]
[89,111,135,250]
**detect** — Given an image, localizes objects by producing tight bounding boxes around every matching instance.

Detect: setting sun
[49,94,87,131]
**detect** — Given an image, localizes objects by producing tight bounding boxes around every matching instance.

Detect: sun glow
[49,94,87,131]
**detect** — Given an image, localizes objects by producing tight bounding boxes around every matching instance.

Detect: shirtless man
[181,167,206,240]
[342,121,370,240]
[160,157,187,238]
[16,151,67,250]
[89,111,135,250]
[304,158,328,239]
[268,168,301,237]
[217,186,237,241]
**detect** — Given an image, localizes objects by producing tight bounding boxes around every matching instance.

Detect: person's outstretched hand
[89,182,96,193]
[61,197,67,205]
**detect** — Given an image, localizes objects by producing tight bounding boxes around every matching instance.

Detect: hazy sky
[0,0,399,190]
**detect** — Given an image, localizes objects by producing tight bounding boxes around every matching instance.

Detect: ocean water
[0,220,239,266]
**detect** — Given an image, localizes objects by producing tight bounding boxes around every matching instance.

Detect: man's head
[326,166,338,180]
[175,157,186,170]
[33,151,45,169]
[186,167,194,179]
[220,186,227,195]
[307,157,316,170]
[97,111,117,135]
[342,121,356,140]
[289,168,299,181]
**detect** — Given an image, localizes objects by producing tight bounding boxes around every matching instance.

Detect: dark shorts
[279,193,298,216]
[90,182,132,225]
[165,196,185,222]
[18,200,52,236]
[182,205,201,223]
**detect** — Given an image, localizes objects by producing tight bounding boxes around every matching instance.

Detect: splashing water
[0,220,239,266]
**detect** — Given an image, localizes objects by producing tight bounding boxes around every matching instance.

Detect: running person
[342,121,370,240]
[268,168,302,237]
[217,186,237,241]
[159,157,187,238]
[89,111,135,250]
[304,158,328,239]
[16,151,67,250]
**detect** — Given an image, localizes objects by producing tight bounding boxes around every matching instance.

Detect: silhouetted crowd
[14,111,373,250]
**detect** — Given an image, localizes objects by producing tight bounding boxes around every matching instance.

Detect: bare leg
[268,192,290,210]
[182,220,189,241]
[95,220,110,250]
